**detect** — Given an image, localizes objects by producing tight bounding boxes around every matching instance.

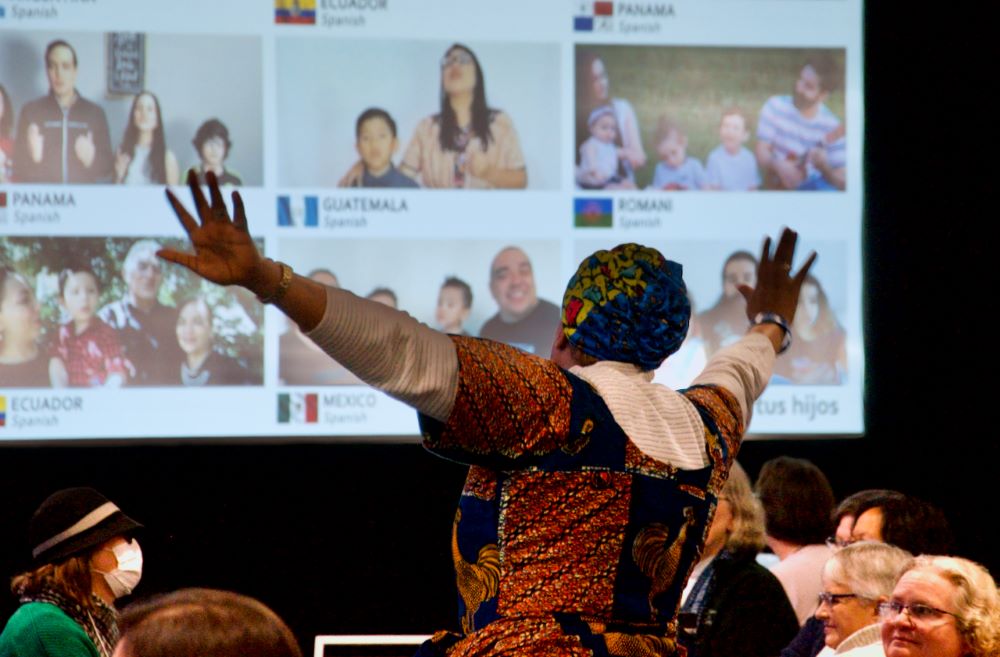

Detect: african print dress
[416,336,745,657]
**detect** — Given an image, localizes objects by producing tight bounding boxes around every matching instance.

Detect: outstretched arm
[693,228,816,421]
[159,171,458,420]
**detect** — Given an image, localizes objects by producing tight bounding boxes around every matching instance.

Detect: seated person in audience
[647,116,706,191]
[343,107,418,188]
[186,118,242,187]
[435,276,472,336]
[756,456,836,625]
[782,490,955,657]
[815,542,911,657]
[114,588,301,657]
[881,555,1000,657]
[679,462,799,657]
[50,265,128,387]
[850,493,954,556]
[829,490,905,549]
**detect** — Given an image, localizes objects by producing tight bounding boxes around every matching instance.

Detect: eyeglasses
[825,536,852,550]
[440,51,474,68]
[878,601,961,623]
[817,592,860,607]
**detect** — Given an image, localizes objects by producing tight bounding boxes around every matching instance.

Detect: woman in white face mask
[0,487,143,657]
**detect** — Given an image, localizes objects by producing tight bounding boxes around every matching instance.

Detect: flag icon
[277,195,319,227]
[0,191,7,207]
[277,196,292,226]
[275,0,316,24]
[0,396,6,427]
[573,1,614,31]
[574,198,613,227]
[278,393,319,423]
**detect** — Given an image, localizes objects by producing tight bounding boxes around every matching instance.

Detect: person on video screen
[0,268,48,388]
[575,50,645,190]
[354,44,526,189]
[185,118,242,187]
[99,240,182,387]
[172,296,255,386]
[435,276,472,336]
[366,287,398,309]
[576,105,633,189]
[755,55,845,191]
[50,264,128,388]
[478,246,559,356]
[278,269,361,386]
[706,108,761,191]
[698,251,758,357]
[339,107,418,189]
[0,84,15,183]
[14,40,113,184]
[114,91,180,186]
[647,117,707,191]
[772,274,846,385]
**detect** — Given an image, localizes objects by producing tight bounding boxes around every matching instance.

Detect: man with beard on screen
[755,55,845,191]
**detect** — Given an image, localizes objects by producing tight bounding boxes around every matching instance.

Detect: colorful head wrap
[562,243,690,370]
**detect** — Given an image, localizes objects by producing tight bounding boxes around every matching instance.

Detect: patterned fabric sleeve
[681,384,745,493]
[420,336,574,466]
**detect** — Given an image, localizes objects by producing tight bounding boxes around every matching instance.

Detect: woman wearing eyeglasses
[880,556,1000,657]
[814,542,911,657]
[399,43,527,189]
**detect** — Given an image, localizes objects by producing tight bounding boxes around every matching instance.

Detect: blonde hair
[901,555,1000,657]
[824,541,911,600]
[722,462,765,552]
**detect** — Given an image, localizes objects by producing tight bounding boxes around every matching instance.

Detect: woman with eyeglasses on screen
[813,542,911,657]
[879,556,999,657]
[341,44,527,189]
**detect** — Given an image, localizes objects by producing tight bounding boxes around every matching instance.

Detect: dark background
[0,3,990,653]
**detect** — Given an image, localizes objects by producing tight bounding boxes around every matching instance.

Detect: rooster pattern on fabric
[417,337,745,657]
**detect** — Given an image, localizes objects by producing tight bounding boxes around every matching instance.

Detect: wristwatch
[752,311,792,354]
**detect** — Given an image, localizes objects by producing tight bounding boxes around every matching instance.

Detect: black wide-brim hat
[29,487,142,566]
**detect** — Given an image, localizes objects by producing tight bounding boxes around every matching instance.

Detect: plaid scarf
[21,588,119,657]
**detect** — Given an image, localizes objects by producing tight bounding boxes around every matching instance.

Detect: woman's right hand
[739,228,816,322]
[337,160,364,187]
[159,170,269,294]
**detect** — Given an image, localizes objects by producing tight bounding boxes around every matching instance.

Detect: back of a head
[117,588,302,657]
[832,489,904,524]
[755,456,835,545]
[723,461,767,553]
[864,494,955,556]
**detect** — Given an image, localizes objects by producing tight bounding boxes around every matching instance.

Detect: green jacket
[0,602,100,657]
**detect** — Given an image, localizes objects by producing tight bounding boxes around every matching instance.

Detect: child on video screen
[351,108,418,188]
[706,108,761,191]
[49,265,128,388]
[647,117,706,191]
[435,276,472,336]
[186,118,243,187]
[577,105,629,189]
